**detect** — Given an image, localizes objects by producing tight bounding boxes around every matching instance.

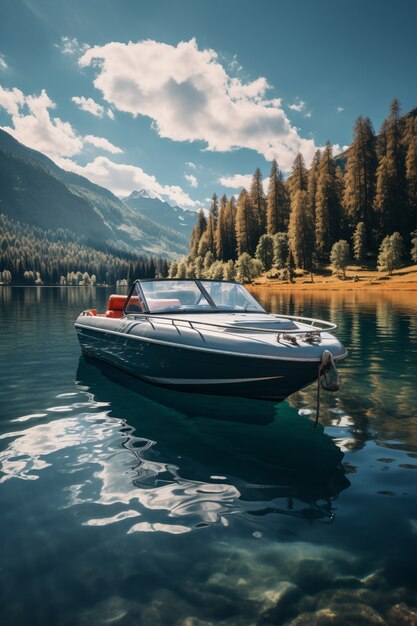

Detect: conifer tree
[235,189,257,256]
[266,159,289,234]
[224,196,237,260]
[315,142,341,259]
[215,195,228,260]
[190,209,207,258]
[307,149,321,223]
[410,230,417,264]
[405,121,417,231]
[210,193,219,226]
[288,189,314,271]
[250,168,266,238]
[375,100,407,239]
[343,117,377,242]
[353,222,366,262]
[286,153,308,200]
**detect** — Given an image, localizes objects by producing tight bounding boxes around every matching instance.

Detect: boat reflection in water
[76,357,350,528]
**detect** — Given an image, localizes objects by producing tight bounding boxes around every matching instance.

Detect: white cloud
[84,134,123,154]
[288,100,305,112]
[332,143,349,155]
[185,161,196,169]
[56,36,89,56]
[219,173,252,190]
[79,38,317,171]
[72,95,105,117]
[0,87,83,159]
[72,95,114,120]
[0,55,8,71]
[304,112,312,118]
[60,156,197,208]
[337,106,344,114]
[0,85,25,116]
[219,173,269,194]
[0,84,195,208]
[184,173,198,187]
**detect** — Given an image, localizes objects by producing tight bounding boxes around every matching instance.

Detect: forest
[1,99,416,286]
[0,214,168,285]
[176,99,417,282]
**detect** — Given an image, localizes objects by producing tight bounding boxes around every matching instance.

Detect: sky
[0,0,416,209]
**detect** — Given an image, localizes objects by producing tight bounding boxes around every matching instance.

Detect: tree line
[0,214,168,285]
[183,99,417,280]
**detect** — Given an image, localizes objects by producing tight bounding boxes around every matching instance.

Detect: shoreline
[250,264,417,291]
[250,280,417,291]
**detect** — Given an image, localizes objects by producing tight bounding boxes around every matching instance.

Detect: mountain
[122,190,196,237]
[0,129,190,257]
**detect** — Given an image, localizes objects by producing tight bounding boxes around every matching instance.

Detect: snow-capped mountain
[122,189,197,238]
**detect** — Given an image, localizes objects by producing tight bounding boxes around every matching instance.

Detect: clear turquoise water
[0,286,416,625]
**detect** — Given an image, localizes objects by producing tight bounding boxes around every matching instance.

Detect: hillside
[0,130,190,257]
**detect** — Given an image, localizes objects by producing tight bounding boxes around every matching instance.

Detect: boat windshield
[125,280,266,314]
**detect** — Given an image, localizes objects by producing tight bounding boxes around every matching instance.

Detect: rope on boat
[315,350,342,427]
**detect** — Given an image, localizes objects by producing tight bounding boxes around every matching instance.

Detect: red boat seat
[104,294,181,317]
[105,294,130,318]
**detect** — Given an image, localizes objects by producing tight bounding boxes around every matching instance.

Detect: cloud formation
[0,84,195,208]
[79,38,317,171]
[0,86,83,159]
[184,173,198,187]
[288,100,305,112]
[56,36,90,56]
[72,95,113,119]
[219,173,269,194]
[60,156,197,207]
[84,134,122,154]
[0,55,8,71]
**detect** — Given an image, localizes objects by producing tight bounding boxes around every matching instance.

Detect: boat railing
[127,312,337,341]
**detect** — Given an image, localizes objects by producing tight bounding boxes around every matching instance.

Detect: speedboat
[74,279,347,401]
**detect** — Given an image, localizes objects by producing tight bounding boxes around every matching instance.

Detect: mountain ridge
[0,129,190,257]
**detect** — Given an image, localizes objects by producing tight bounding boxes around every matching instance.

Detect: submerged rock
[293,559,334,593]
[286,603,388,626]
[386,603,417,626]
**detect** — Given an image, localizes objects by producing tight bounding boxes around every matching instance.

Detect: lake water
[0,286,416,626]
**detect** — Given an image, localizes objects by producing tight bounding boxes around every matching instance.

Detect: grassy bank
[252,263,417,291]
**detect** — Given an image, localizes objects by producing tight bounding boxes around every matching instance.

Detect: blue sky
[0,0,416,209]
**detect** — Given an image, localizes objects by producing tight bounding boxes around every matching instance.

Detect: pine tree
[266,159,289,234]
[375,100,408,240]
[343,116,377,243]
[215,194,229,260]
[307,149,321,223]
[210,193,219,226]
[410,230,417,264]
[190,209,207,258]
[288,189,314,271]
[250,168,266,239]
[286,153,308,200]
[224,196,237,260]
[353,222,366,262]
[315,142,341,259]
[235,189,257,256]
[405,120,417,231]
